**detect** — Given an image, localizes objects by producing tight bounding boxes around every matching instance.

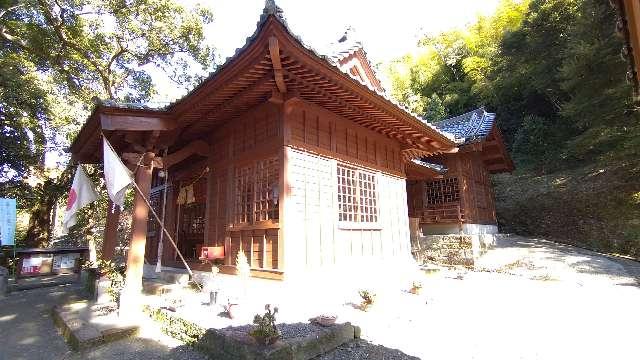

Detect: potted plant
[249,304,280,345]
[410,281,423,295]
[358,289,376,311]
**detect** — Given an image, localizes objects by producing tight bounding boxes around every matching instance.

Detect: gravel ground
[315,339,419,360]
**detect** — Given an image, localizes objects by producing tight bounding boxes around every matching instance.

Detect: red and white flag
[103,136,133,207]
[62,166,98,234]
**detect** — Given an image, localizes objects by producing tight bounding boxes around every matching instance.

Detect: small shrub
[249,304,280,345]
[143,305,205,345]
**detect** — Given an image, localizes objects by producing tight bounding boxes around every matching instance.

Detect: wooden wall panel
[284,147,411,272]
[413,153,498,226]
[284,99,404,176]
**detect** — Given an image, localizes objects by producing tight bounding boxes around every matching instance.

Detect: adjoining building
[407,107,514,237]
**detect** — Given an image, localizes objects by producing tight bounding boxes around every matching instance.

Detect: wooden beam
[163,140,210,169]
[269,36,287,93]
[100,113,176,131]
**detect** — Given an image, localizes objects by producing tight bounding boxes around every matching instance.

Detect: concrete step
[158,269,190,285]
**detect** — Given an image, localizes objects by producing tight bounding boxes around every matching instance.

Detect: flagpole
[101,135,197,283]
[129,178,195,279]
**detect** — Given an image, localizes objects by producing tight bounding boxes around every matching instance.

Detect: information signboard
[0,198,16,246]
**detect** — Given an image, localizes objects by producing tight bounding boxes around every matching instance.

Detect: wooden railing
[418,203,464,224]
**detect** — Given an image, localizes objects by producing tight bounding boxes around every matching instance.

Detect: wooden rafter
[283,69,425,150]
[269,36,287,93]
[179,71,275,139]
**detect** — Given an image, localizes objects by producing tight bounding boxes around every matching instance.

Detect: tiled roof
[410,159,447,174]
[434,107,495,145]
[96,1,455,143]
[326,27,364,64]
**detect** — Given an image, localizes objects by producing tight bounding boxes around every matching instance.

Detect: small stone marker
[96,276,112,304]
[0,266,8,297]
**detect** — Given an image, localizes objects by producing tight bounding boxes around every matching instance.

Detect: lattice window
[254,157,279,222]
[358,171,378,222]
[337,164,378,223]
[233,157,280,225]
[181,202,206,237]
[147,188,164,235]
[425,178,460,205]
[234,165,253,223]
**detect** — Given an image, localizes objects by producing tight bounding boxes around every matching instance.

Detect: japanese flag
[62,166,98,234]
[103,136,133,207]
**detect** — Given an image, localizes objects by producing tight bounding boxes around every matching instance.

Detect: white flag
[103,136,133,207]
[62,166,98,234]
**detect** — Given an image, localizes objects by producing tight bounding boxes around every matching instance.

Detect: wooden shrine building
[406,108,514,236]
[69,1,461,284]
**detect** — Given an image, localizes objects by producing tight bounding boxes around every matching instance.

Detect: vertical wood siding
[285,99,404,175]
[284,147,411,272]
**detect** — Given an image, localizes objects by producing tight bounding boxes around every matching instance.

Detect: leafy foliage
[387,0,636,172]
[143,305,206,345]
[0,0,215,246]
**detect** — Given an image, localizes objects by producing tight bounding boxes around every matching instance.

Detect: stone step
[142,279,175,296]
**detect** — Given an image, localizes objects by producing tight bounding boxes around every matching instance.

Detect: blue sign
[0,198,16,246]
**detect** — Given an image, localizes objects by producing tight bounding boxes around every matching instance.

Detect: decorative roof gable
[326,28,385,93]
[434,107,495,145]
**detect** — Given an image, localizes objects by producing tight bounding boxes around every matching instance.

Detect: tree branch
[36,0,115,99]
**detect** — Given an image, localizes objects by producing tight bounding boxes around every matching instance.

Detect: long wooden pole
[155,150,169,273]
[130,179,194,278]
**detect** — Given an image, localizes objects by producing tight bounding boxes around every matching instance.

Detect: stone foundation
[409,218,498,266]
[411,234,497,267]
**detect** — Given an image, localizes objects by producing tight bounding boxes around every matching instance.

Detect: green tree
[559,0,636,161]
[0,0,215,247]
[387,0,529,122]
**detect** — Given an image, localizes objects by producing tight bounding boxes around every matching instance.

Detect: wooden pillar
[123,152,155,294]
[102,200,121,261]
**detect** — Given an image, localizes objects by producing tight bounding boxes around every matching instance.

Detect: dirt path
[321,236,640,360]
[475,235,640,286]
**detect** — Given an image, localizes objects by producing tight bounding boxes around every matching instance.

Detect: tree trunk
[23,167,73,248]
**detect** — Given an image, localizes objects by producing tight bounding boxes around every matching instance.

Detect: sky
[152,0,503,102]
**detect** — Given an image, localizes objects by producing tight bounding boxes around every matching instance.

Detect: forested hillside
[387,0,640,257]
